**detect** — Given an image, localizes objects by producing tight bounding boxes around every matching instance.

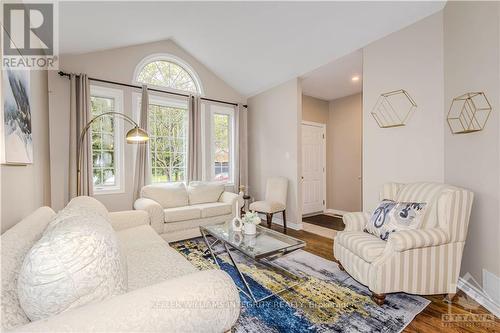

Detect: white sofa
[1,197,240,332]
[134,182,242,242]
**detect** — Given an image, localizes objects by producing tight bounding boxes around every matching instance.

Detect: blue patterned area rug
[171,238,430,333]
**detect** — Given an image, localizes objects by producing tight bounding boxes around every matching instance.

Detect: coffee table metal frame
[200,225,306,303]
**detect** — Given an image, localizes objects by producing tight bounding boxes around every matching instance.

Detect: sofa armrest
[342,212,369,232]
[387,228,449,252]
[109,210,149,231]
[134,198,163,234]
[10,270,240,333]
[219,191,243,216]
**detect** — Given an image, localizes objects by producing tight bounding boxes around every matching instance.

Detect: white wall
[443,1,500,293]
[1,70,51,232]
[363,4,500,296]
[48,39,245,211]
[302,95,329,124]
[363,12,445,211]
[248,78,302,228]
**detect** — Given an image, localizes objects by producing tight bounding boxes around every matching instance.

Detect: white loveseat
[134,182,242,242]
[1,197,240,332]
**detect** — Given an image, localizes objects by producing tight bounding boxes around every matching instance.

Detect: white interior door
[302,123,325,215]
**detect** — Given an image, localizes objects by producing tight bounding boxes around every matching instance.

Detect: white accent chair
[249,177,288,233]
[334,182,474,305]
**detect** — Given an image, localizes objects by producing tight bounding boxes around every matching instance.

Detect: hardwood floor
[269,224,500,333]
[303,214,345,231]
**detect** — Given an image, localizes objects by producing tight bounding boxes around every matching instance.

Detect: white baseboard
[302,222,337,239]
[458,274,500,318]
[483,269,500,307]
[256,212,303,230]
[324,209,348,217]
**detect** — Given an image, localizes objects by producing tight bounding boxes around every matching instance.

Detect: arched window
[133,54,203,95]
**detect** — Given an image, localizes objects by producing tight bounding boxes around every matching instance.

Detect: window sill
[93,188,125,196]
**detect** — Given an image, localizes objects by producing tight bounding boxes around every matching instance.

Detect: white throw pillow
[365,200,427,240]
[188,181,225,205]
[17,205,126,321]
[141,183,189,208]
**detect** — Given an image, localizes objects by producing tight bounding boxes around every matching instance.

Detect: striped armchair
[333,182,474,305]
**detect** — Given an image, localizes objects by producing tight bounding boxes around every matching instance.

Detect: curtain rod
[57,71,247,108]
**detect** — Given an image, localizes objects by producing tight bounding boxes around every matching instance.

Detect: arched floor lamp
[77,111,149,194]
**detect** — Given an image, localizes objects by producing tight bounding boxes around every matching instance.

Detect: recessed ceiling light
[351,76,360,82]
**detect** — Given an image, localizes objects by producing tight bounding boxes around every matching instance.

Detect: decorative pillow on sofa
[188,181,225,205]
[141,183,189,208]
[365,200,427,240]
[17,205,126,321]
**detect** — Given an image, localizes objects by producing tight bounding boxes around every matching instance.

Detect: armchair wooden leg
[444,293,457,304]
[282,210,287,234]
[371,292,386,306]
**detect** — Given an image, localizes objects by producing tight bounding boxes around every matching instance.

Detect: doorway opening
[299,49,363,237]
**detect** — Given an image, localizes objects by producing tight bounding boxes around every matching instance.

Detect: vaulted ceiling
[301,49,363,101]
[59,1,445,97]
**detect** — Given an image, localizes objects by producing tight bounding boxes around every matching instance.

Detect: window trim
[90,85,125,195]
[206,103,235,185]
[132,53,204,96]
[132,92,189,184]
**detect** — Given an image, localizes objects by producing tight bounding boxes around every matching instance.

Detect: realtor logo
[442,273,498,329]
[2,1,58,69]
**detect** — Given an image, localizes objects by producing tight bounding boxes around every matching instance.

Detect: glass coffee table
[200,223,306,303]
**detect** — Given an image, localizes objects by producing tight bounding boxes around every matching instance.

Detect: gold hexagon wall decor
[371,89,417,128]
[447,92,492,134]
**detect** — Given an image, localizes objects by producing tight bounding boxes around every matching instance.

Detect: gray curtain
[69,74,93,198]
[188,95,202,182]
[133,85,151,200]
[235,103,248,192]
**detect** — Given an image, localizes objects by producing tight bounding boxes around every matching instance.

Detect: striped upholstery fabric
[336,232,386,262]
[395,182,455,228]
[334,242,371,286]
[387,228,448,252]
[379,183,404,201]
[439,189,474,242]
[342,212,369,232]
[369,243,465,294]
[334,182,474,296]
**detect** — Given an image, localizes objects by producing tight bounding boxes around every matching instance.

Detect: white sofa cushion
[17,205,126,321]
[1,207,56,330]
[65,195,110,220]
[193,202,232,218]
[164,206,201,223]
[116,225,197,290]
[141,183,189,209]
[188,181,225,205]
[249,200,285,213]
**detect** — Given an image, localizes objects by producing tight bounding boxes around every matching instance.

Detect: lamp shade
[126,126,149,144]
